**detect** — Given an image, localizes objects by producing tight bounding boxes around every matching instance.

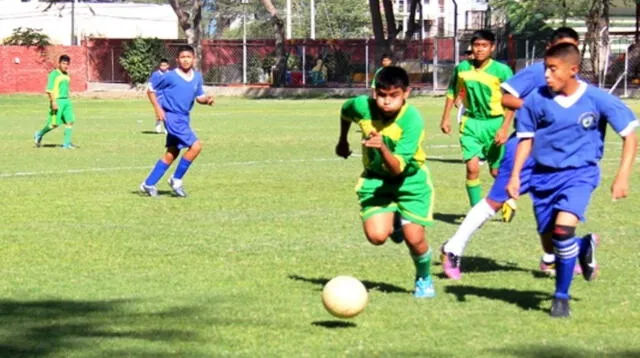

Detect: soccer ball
[321,276,368,319]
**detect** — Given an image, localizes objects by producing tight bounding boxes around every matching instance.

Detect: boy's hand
[335,140,352,159]
[494,128,508,145]
[440,118,451,134]
[154,107,165,121]
[506,176,520,200]
[204,95,215,105]
[362,130,383,148]
[611,177,629,201]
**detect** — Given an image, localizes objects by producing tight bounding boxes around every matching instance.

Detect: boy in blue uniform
[507,43,638,317]
[148,58,170,134]
[336,67,436,298]
[140,45,214,198]
[440,28,582,280]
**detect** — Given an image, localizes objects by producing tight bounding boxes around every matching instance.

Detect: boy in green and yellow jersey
[440,30,513,207]
[34,55,77,149]
[336,66,436,298]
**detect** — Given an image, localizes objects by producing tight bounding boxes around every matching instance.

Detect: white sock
[444,199,497,256]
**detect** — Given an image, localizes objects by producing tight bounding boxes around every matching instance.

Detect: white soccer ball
[321,275,368,319]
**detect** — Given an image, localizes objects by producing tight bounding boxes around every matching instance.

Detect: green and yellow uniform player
[336,66,436,298]
[34,54,77,149]
[440,30,513,207]
[371,53,393,88]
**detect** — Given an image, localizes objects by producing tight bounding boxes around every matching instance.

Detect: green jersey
[46,69,71,99]
[341,95,426,178]
[446,59,512,119]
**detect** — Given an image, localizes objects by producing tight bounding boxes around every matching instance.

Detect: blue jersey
[148,69,167,100]
[517,81,638,169]
[500,61,546,99]
[149,69,205,115]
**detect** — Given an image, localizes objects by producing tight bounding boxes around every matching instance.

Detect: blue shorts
[164,112,197,150]
[530,165,600,234]
[487,135,535,203]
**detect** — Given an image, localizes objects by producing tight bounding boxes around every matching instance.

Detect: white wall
[0,0,178,45]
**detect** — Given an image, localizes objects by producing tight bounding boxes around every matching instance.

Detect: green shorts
[47,98,75,127]
[459,116,504,169]
[355,166,434,226]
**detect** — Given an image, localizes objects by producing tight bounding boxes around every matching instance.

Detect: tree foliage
[119,37,167,85]
[2,27,52,47]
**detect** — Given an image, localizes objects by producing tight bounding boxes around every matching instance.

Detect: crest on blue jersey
[578,112,597,129]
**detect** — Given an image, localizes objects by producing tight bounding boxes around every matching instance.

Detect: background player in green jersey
[336,66,436,298]
[34,55,77,149]
[371,53,393,88]
[440,30,513,207]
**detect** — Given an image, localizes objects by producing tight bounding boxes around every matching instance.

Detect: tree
[261,0,287,86]
[168,0,205,69]
[2,27,51,47]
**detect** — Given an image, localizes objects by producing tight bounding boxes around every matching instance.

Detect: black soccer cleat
[579,233,600,281]
[550,298,571,318]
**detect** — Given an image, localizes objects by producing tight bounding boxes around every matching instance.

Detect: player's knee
[364,229,389,245]
[552,225,576,240]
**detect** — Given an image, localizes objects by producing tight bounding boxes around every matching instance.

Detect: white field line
[1,144,636,179]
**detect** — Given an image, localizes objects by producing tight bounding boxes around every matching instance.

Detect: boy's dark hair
[159,58,169,64]
[176,45,195,56]
[545,43,581,65]
[59,55,70,63]
[375,66,409,90]
[549,27,579,45]
[464,50,473,56]
[470,30,495,45]
[380,53,392,61]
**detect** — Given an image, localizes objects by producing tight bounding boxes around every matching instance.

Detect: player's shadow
[426,156,464,164]
[311,320,357,329]
[40,144,63,148]
[140,131,163,135]
[445,285,551,312]
[131,190,176,197]
[433,212,465,225]
[288,275,411,294]
[435,256,533,275]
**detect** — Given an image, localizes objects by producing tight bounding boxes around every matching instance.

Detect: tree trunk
[261,0,286,87]
[584,0,609,85]
[369,0,391,59]
[169,0,203,70]
[404,0,420,39]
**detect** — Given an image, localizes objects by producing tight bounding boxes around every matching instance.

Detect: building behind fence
[1,35,638,94]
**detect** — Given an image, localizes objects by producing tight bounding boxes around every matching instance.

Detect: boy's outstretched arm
[146,89,164,121]
[612,131,638,200]
[506,138,532,199]
[196,94,215,105]
[335,117,352,159]
[440,97,455,134]
[362,130,402,176]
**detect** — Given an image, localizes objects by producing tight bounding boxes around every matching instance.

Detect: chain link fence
[87,36,639,93]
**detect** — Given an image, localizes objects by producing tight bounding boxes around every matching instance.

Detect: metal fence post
[625,44,629,97]
[302,45,306,86]
[525,39,529,66]
[110,47,115,82]
[433,38,438,91]
[365,39,369,87]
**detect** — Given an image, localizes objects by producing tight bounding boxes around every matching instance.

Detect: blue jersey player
[140,45,214,198]
[440,28,580,280]
[507,43,638,317]
[147,58,170,134]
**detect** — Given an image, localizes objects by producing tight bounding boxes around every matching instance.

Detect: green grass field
[1,94,640,357]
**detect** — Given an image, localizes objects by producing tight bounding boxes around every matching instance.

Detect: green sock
[38,125,53,137]
[412,248,432,279]
[63,127,73,146]
[466,179,482,206]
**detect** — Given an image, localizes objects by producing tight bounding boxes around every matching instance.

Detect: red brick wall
[0,46,87,94]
